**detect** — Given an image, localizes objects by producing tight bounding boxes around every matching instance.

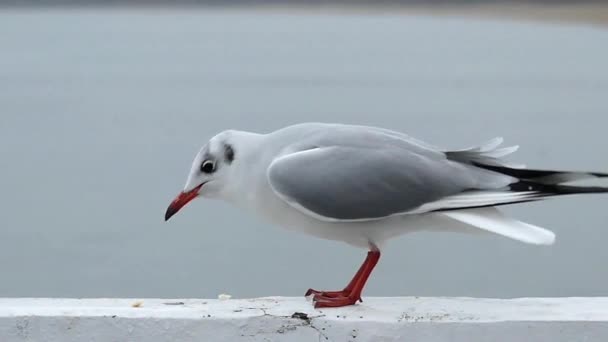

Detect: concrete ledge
[1,297,608,341]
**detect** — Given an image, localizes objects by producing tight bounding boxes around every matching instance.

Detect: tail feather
[444,137,608,209]
[423,166,608,214]
[446,137,523,168]
[441,207,555,245]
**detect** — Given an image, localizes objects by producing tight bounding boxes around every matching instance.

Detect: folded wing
[266,128,608,245]
[267,145,515,222]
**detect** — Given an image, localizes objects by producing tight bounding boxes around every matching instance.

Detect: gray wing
[270,122,518,168]
[272,123,446,160]
[267,145,516,222]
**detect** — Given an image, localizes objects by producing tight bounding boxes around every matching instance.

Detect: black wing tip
[590,172,608,178]
[474,163,608,183]
[510,180,608,195]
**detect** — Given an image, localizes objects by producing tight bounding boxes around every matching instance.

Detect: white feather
[484,145,519,158]
[409,190,541,214]
[440,208,555,245]
[472,137,504,152]
[446,137,519,167]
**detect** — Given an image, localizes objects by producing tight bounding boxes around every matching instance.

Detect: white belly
[230,180,485,250]
[240,191,438,249]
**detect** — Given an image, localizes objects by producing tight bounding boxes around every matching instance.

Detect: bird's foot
[305,288,361,308]
[312,294,360,308]
[305,288,349,298]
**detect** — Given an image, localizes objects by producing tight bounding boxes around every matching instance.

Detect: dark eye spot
[200,160,215,173]
[224,144,235,164]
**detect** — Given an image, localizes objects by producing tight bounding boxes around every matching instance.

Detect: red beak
[165,184,203,221]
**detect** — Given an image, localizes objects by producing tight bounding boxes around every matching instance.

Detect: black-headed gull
[165,123,608,308]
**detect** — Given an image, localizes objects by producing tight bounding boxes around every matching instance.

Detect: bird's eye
[200,160,215,173]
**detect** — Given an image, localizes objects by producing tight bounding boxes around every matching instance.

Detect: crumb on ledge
[218,294,232,301]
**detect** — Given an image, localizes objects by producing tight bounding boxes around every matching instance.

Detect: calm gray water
[1,9,608,299]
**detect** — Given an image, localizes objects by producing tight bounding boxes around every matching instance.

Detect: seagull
[165,122,608,308]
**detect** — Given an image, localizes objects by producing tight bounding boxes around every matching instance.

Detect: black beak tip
[165,207,177,222]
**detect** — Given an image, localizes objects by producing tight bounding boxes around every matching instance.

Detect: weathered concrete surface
[1,297,608,341]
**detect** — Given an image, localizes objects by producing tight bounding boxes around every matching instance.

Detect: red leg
[305,251,381,308]
[314,251,380,308]
[305,252,369,298]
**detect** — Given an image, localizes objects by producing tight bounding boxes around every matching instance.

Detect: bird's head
[164,131,239,221]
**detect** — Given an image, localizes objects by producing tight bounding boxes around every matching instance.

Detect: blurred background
[0,1,607,299]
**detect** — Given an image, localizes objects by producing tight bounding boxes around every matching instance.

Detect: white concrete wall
[1,297,607,341]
